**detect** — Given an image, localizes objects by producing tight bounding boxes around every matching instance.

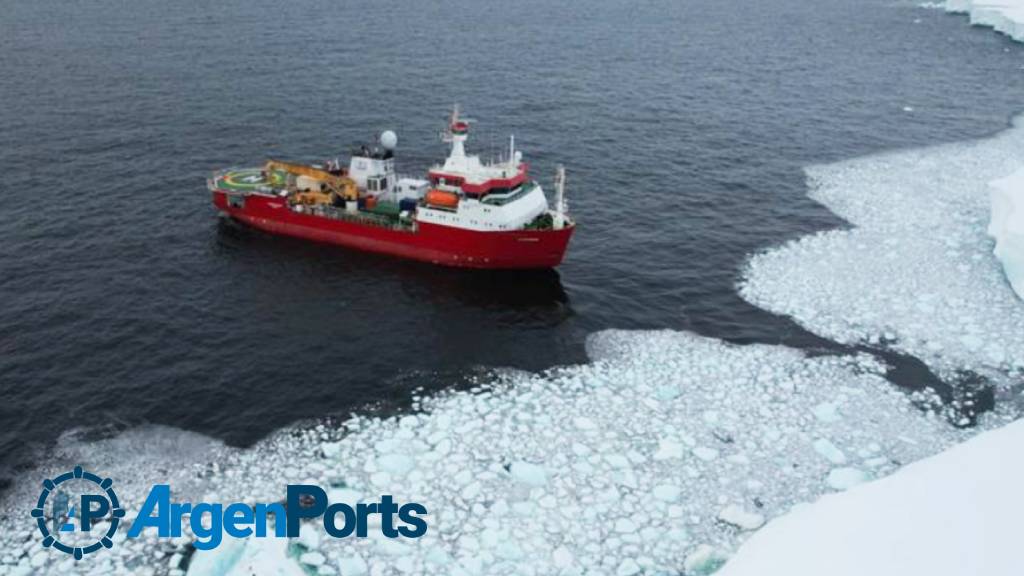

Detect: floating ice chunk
[573,416,597,431]
[827,467,872,491]
[717,504,766,530]
[655,384,681,400]
[424,547,452,566]
[653,438,684,460]
[684,544,727,575]
[652,484,682,502]
[186,537,305,576]
[297,525,321,551]
[30,552,47,568]
[322,442,342,459]
[616,558,642,576]
[692,446,720,462]
[461,480,482,500]
[865,456,890,468]
[509,461,548,486]
[327,488,362,507]
[377,539,411,556]
[605,453,630,468]
[988,167,1024,299]
[667,527,690,542]
[300,552,326,567]
[338,555,368,576]
[946,0,1024,42]
[811,402,841,423]
[377,454,415,476]
[495,539,524,560]
[812,438,847,465]
[614,518,638,533]
[552,546,575,569]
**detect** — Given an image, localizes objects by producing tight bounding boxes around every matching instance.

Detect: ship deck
[211,167,414,226]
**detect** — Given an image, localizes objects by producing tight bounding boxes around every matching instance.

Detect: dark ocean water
[1,0,1022,487]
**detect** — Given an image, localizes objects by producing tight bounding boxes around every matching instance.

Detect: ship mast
[443,104,473,162]
[553,165,567,230]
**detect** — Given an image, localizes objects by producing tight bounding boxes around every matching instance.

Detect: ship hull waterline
[213,190,575,269]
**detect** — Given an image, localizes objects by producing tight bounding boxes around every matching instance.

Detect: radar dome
[380,130,398,150]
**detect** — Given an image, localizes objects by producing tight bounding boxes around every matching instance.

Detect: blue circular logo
[30,466,125,559]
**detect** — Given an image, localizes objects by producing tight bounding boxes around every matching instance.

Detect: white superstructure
[415,105,569,232]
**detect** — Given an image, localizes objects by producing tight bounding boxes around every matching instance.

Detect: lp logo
[49,489,109,533]
[31,466,125,559]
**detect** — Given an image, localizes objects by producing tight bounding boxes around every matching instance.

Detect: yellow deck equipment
[265,159,359,204]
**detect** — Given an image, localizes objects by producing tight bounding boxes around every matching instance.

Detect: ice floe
[0,331,984,575]
[719,418,1024,576]
[989,167,1024,299]
[742,115,1024,387]
[946,0,1024,42]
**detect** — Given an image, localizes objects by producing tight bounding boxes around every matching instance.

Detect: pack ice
[946,0,1024,42]
[0,331,980,576]
[718,418,1024,576]
[742,115,1024,387]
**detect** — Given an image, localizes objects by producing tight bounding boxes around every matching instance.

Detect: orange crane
[264,159,359,204]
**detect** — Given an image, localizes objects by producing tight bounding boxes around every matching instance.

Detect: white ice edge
[945,0,1024,42]
[719,418,1024,576]
[989,167,1024,299]
[741,115,1024,386]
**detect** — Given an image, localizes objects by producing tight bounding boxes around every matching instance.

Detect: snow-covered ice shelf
[989,168,1024,299]
[946,0,1024,42]
[719,418,1024,576]
[741,115,1024,387]
[0,331,978,576]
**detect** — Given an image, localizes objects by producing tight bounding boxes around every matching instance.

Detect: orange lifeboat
[425,189,459,209]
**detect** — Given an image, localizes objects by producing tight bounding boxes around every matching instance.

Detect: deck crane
[264,159,359,205]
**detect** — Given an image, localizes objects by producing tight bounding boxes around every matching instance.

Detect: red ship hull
[213,190,574,269]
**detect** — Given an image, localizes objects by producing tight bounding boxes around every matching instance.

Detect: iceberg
[718,419,1024,576]
[989,168,1024,299]
[946,0,1024,42]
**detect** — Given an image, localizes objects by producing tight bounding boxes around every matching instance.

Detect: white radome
[380,130,398,150]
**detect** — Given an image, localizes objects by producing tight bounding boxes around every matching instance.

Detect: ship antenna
[442,103,474,143]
